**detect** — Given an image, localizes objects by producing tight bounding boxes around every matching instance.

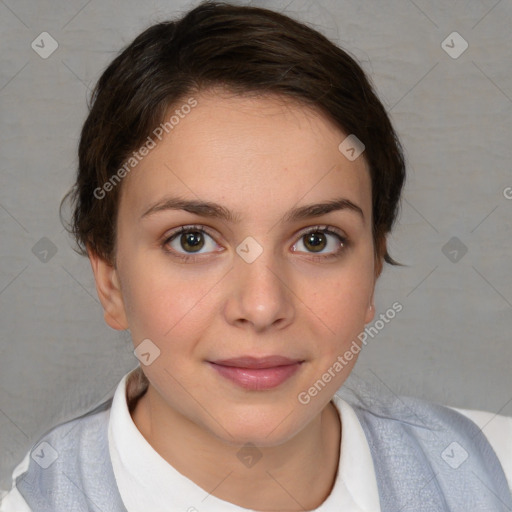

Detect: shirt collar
[108,368,380,512]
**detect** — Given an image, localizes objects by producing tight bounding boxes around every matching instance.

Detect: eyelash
[162,224,349,263]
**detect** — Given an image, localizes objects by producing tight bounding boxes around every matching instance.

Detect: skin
[89,89,385,511]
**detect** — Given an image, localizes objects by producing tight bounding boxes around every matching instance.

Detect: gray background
[1,0,511,492]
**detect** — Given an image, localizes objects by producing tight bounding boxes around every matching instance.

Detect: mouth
[208,356,305,391]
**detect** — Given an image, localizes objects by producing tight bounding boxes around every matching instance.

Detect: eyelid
[291,224,348,260]
[163,224,219,242]
[295,224,347,241]
[161,224,223,262]
[161,223,348,261]
[163,223,347,242]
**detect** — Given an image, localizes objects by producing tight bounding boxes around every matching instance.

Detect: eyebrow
[140,196,365,225]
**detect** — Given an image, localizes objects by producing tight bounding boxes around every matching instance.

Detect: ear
[87,246,128,330]
[364,235,387,324]
[364,294,375,324]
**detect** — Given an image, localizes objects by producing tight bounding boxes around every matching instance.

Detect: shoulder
[339,383,512,477]
[1,399,113,512]
[1,451,31,512]
[450,405,512,489]
[353,389,511,454]
[340,387,512,508]
[450,405,512,438]
[340,382,511,443]
[27,398,113,467]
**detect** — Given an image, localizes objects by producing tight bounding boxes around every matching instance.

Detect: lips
[211,355,302,369]
[208,355,304,390]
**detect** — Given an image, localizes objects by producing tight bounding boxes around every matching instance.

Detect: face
[91,89,379,447]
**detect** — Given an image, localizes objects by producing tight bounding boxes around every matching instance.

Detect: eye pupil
[181,232,204,252]
[304,232,326,252]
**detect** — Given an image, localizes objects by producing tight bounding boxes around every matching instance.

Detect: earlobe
[364,301,375,324]
[87,247,128,331]
[365,236,385,324]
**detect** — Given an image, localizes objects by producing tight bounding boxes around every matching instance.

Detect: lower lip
[209,362,302,390]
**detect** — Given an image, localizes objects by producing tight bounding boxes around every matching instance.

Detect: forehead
[118,90,372,225]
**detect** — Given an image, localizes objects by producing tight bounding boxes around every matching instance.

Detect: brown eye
[164,225,220,259]
[179,231,205,253]
[303,231,327,253]
[292,226,347,259]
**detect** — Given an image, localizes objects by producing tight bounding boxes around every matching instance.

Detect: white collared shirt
[2,369,512,511]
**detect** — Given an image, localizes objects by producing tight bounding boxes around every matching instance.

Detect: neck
[130,383,341,511]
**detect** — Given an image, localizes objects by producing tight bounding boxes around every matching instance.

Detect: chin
[206,409,308,448]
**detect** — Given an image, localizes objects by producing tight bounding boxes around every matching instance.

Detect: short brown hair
[61,0,406,269]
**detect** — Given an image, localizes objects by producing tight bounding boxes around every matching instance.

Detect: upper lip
[209,356,304,369]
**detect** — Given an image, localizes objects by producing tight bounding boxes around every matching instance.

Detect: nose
[223,244,295,332]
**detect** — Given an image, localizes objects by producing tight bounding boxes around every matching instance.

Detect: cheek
[119,254,215,342]
[311,287,368,349]
[303,260,374,353]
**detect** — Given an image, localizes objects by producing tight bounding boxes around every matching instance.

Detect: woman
[2,2,511,511]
